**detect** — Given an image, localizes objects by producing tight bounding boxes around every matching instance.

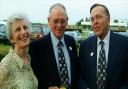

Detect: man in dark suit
[29,3,78,89]
[79,3,128,89]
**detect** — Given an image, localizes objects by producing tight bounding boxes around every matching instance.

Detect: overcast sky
[0,0,128,24]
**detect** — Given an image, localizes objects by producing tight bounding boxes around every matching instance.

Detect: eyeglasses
[52,19,67,25]
[90,15,108,22]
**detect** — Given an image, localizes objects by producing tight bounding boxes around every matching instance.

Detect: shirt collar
[50,31,65,47]
[97,30,110,46]
[10,48,23,69]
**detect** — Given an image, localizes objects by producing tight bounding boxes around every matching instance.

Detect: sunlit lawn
[0,43,11,61]
[0,42,81,61]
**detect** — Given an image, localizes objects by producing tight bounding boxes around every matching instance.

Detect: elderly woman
[0,14,38,89]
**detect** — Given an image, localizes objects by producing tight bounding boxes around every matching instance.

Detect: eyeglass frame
[51,18,67,25]
[90,14,109,23]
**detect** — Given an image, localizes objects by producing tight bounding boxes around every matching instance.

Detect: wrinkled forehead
[49,6,67,17]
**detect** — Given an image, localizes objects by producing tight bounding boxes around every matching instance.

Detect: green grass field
[0,43,80,61]
[0,43,11,61]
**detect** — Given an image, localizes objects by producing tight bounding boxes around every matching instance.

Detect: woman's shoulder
[0,48,17,73]
[1,53,12,68]
[0,52,12,85]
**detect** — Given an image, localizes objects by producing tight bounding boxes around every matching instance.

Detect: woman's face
[11,19,30,49]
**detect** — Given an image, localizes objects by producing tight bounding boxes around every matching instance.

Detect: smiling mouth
[58,29,63,32]
[94,26,100,30]
[57,30,63,33]
[20,36,29,40]
[94,26,100,29]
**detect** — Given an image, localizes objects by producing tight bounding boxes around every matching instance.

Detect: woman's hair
[5,13,31,41]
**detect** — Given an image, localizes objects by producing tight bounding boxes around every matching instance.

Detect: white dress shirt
[97,30,110,68]
[50,31,71,84]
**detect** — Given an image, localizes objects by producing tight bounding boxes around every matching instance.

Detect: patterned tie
[58,41,70,89]
[97,41,106,89]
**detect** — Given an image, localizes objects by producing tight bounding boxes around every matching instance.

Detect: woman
[0,14,38,89]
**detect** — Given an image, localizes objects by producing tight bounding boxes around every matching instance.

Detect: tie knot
[99,41,104,45]
[58,41,63,47]
[99,41,104,49]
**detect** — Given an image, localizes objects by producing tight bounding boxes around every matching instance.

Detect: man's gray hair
[6,13,31,41]
[49,3,68,16]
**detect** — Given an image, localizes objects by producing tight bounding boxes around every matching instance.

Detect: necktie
[58,41,70,89]
[97,41,106,89]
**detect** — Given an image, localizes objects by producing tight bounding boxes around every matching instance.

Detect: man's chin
[56,34,63,39]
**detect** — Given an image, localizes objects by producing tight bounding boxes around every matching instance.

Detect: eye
[60,19,66,24]
[96,15,103,20]
[23,26,28,30]
[53,20,58,24]
[15,27,21,32]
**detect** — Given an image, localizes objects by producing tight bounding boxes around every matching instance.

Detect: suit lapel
[64,35,72,68]
[106,32,117,81]
[64,35,76,82]
[90,36,98,88]
[47,33,61,84]
[64,38,72,59]
[47,33,57,67]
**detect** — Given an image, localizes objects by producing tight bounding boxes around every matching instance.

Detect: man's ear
[107,16,110,23]
[47,17,50,22]
[47,17,50,26]
[67,17,68,21]
[66,17,68,26]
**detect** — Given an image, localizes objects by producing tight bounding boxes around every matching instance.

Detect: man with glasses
[79,3,128,89]
[29,3,78,89]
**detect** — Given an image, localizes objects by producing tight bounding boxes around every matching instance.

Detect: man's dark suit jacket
[79,31,128,89]
[29,33,78,89]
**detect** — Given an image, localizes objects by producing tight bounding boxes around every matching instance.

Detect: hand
[48,86,59,89]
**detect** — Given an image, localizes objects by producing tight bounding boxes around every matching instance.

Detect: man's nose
[57,22,61,27]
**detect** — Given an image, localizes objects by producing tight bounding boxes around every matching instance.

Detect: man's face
[90,6,110,39]
[48,8,68,39]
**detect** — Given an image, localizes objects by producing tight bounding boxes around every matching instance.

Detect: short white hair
[49,3,68,17]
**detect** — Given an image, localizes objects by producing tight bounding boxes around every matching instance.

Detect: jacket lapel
[90,36,98,88]
[106,32,117,82]
[47,33,61,84]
